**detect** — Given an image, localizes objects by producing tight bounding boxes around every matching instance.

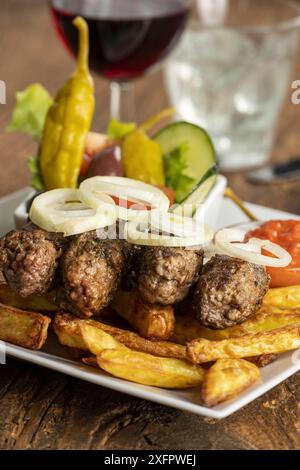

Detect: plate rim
[1,189,300,419]
[5,342,300,419]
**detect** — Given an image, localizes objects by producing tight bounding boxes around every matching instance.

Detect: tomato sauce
[247,220,300,288]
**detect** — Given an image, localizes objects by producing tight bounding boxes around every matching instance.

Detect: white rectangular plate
[1,188,300,419]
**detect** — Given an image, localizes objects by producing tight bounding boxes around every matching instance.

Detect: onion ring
[214,228,292,267]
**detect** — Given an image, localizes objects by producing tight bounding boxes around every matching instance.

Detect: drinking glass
[50,0,191,120]
[164,0,300,170]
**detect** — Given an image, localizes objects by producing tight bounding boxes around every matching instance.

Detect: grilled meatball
[59,231,126,317]
[23,222,70,251]
[136,246,204,305]
[194,255,270,329]
[0,229,63,296]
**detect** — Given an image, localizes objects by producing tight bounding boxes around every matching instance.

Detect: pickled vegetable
[122,129,165,186]
[39,17,94,189]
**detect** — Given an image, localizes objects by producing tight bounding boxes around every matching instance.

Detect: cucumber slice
[153,121,216,201]
[171,166,217,217]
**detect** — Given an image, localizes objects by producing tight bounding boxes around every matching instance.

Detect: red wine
[51,0,189,81]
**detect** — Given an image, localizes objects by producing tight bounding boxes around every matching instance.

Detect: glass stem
[110,81,135,122]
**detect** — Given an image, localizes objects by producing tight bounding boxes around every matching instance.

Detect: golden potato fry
[172,313,215,343]
[173,311,300,342]
[97,348,205,389]
[0,283,57,312]
[54,313,84,349]
[0,302,51,349]
[187,325,300,363]
[201,359,260,407]
[73,318,203,388]
[54,312,186,359]
[105,325,186,359]
[111,289,175,340]
[79,323,126,355]
[263,285,300,311]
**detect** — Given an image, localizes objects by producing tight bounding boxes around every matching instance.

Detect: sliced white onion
[125,219,214,247]
[79,176,170,221]
[140,211,207,238]
[214,228,292,267]
[206,239,262,258]
[29,189,116,236]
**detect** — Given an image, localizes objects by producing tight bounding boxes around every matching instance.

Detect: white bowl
[14,175,227,231]
[14,190,36,229]
[194,174,227,228]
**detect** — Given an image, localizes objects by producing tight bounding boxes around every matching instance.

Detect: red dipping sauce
[246,220,300,288]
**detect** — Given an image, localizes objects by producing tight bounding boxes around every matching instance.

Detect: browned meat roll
[59,231,127,317]
[136,246,203,305]
[193,254,270,329]
[0,228,63,297]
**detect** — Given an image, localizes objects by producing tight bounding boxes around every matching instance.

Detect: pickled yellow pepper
[39,17,94,189]
[121,108,176,186]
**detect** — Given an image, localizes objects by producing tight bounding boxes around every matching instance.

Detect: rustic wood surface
[1,0,300,450]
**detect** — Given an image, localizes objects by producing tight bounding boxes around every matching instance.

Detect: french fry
[54,312,186,359]
[173,314,280,367]
[173,311,300,342]
[97,348,205,389]
[104,323,186,359]
[54,313,84,349]
[0,283,58,312]
[263,285,300,311]
[201,359,260,407]
[79,323,126,354]
[111,289,175,340]
[0,302,51,349]
[187,325,300,363]
[76,319,204,389]
[172,313,217,343]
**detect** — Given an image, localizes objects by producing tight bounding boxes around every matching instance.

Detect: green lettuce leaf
[107,119,136,140]
[163,143,194,202]
[27,156,44,190]
[6,83,53,141]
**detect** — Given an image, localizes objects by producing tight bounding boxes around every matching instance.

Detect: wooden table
[1,0,300,450]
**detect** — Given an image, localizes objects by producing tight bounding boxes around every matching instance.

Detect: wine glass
[50,0,191,121]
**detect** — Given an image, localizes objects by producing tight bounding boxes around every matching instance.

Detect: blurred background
[1,0,300,212]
